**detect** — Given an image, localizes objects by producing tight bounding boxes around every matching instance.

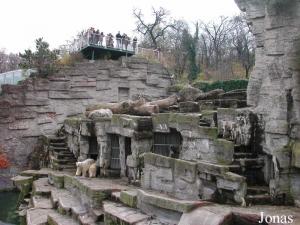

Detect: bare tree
[133,7,176,49]
[199,17,235,69]
[0,50,20,73]
[230,14,255,78]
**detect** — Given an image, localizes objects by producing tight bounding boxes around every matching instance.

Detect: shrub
[58,52,84,67]
[19,38,59,77]
[193,79,248,92]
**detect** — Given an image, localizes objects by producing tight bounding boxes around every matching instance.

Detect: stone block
[8,121,29,130]
[179,101,199,113]
[137,189,205,213]
[120,190,138,208]
[178,205,232,225]
[174,159,197,183]
[49,81,70,90]
[49,91,92,99]
[25,98,50,106]
[143,153,174,168]
[197,161,230,177]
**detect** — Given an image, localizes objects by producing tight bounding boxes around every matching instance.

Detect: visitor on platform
[107,33,114,47]
[121,33,127,49]
[88,27,95,44]
[133,37,137,52]
[99,32,104,46]
[116,31,122,49]
[124,35,130,51]
[94,30,100,45]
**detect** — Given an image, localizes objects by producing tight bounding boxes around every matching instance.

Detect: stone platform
[12,169,300,225]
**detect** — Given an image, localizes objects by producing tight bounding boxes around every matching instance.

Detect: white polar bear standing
[88,163,97,178]
[75,159,95,177]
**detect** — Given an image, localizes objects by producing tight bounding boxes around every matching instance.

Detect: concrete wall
[0,57,171,174]
[142,153,247,203]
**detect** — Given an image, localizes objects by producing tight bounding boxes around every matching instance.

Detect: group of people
[84,27,138,51]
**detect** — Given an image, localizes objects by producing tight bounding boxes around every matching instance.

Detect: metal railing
[0,69,35,91]
[60,31,138,55]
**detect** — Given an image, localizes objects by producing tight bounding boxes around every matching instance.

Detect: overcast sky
[0,0,240,53]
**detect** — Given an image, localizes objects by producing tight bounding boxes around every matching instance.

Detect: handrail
[60,31,138,55]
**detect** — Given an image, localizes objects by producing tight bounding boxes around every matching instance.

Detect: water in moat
[0,191,21,225]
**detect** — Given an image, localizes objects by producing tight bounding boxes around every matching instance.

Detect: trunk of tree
[149,95,178,110]
[133,104,159,116]
[85,99,146,116]
[85,95,178,116]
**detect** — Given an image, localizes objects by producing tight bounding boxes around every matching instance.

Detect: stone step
[234,152,256,159]
[47,212,79,225]
[120,190,138,208]
[11,175,33,193]
[50,146,70,152]
[53,151,76,160]
[57,194,84,216]
[26,208,56,225]
[135,218,169,225]
[234,145,250,153]
[51,188,72,208]
[247,186,269,195]
[63,175,128,208]
[49,136,66,142]
[20,168,52,180]
[233,158,264,168]
[245,194,272,205]
[32,195,53,209]
[103,201,150,225]
[78,214,97,225]
[51,187,87,218]
[231,168,266,186]
[137,189,209,213]
[50,142,67,147]
[50,155,77,164]
[33,177,54,196]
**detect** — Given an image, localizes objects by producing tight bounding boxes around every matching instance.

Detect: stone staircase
[18,170,206,225]
[47,136,77,171]
[230,144,271,205]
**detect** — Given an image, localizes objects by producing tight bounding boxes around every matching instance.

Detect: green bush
[193,79,248,92]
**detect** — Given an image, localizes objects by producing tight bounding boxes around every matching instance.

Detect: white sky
[0,0,241,53]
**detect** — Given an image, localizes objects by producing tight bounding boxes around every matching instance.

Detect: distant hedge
[193,79,248,92]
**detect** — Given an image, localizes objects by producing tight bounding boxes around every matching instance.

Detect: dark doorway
[125,137,132,176]
[153,128,182,158]
[110,134,121,170]
[88,136,98,160]
[118,87,130,101]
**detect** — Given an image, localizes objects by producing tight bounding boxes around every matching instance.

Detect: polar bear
[88,109,113,120]
[88,163,97,178]
[75,159,95,177]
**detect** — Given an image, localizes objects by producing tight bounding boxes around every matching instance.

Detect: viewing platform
[61,30,137,60]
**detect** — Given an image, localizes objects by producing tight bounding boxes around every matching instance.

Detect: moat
[0,191,22,225]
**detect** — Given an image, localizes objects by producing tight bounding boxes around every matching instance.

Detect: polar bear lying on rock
[88,109,113,120]
[75,159,96,178]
